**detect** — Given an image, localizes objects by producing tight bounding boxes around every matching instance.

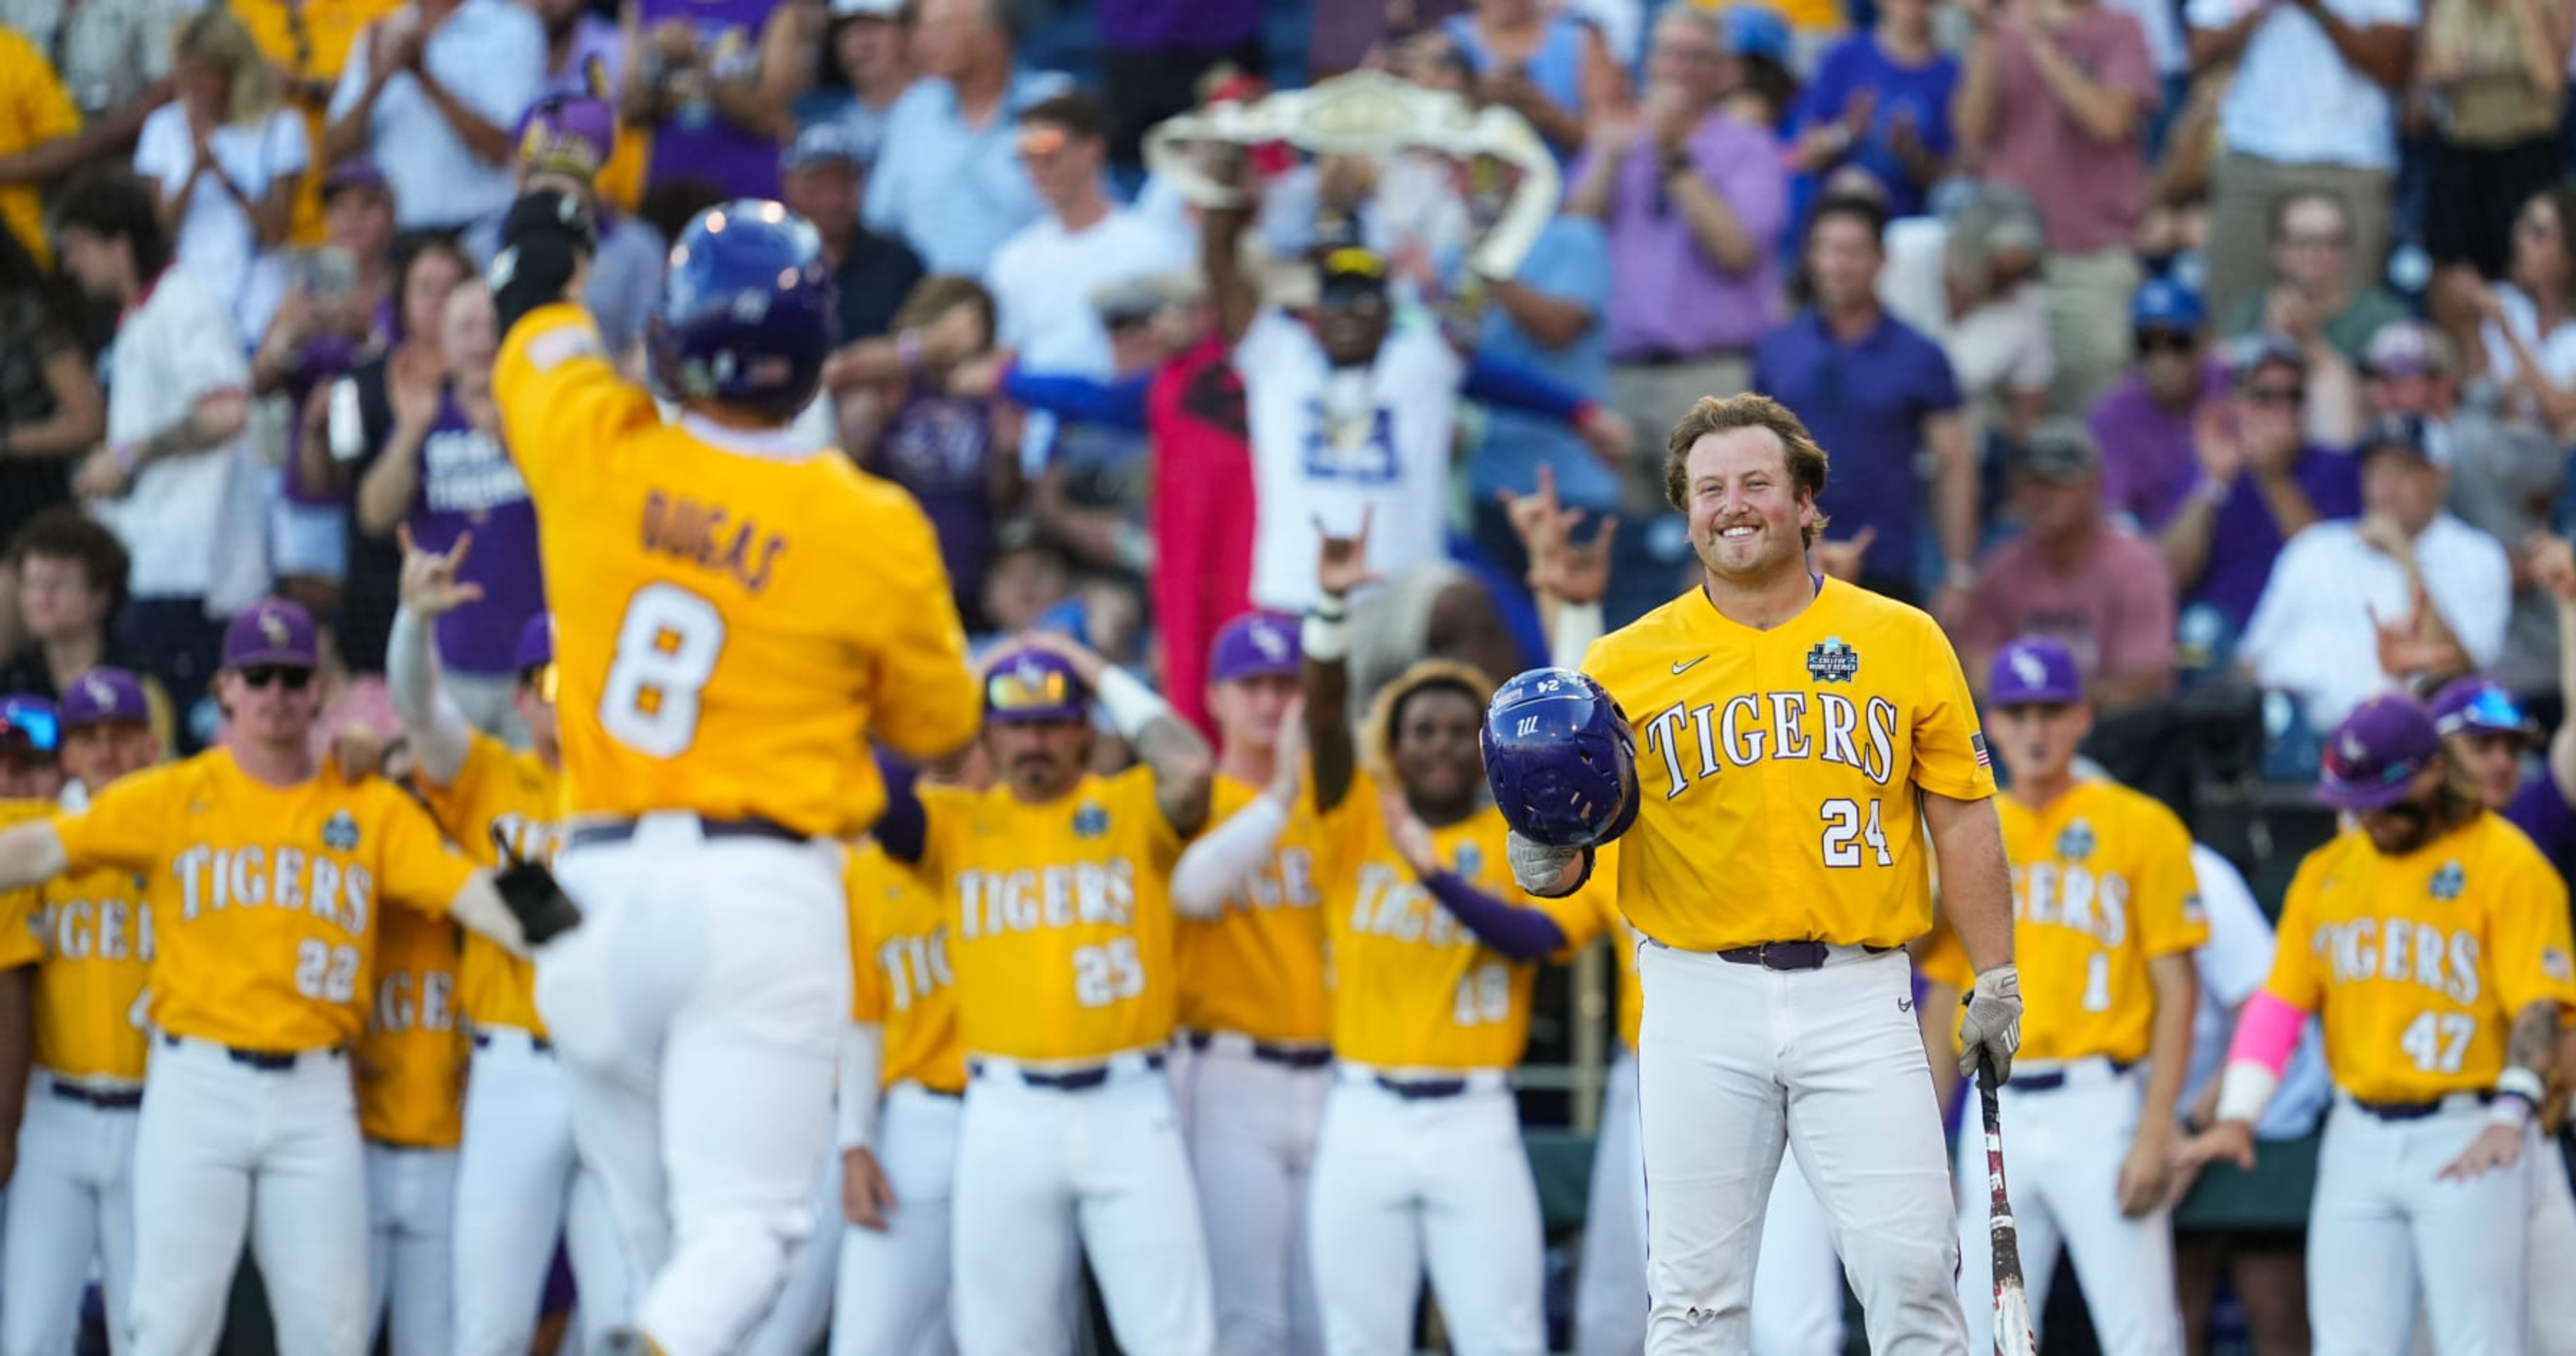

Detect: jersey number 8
[601,582,729,757]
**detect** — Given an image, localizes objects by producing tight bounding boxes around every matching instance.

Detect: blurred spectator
[2093,277,2227,532]
[0,695,64,799]
[2430,674,2541,808]
[1444,0,1626,155]
[526,0,625,98]
[0,230,104,564]
[322,0,544,233]
[1097,0,1264,166]
[1311,0,1470,79]
[1570,5,1788,513]
[460,96,666,361]
[2238,415,2507,731]
[0,26,169,266]
[0,510,172,743]
[1954,0,2157,416]
[2510,530,2576,875]
[776,123,925,344]
[1757,193,1973,615]
[1709,7,1802,134]
[1784,0,1958,220]
[1879,184,2054,451]
[2456,183,2576,441]
[624,0,813,200]
[52,170,270,746]
[1958,419,2178,712]
[2158,334,2362,635]
[2417,0,2570,281]
[136,9,309,347]
[1468,212,1617,584]
[2216,191,2398,439]
[799,0,917,161]
[0,0,187,122]
[2188,0,2414,318]
[978,516,1074,643]
[357,282,540,741]
[233,0,397,248]
[864,0,1069,275]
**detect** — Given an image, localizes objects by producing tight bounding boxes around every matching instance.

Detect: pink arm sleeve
[2226,990,2308,1075]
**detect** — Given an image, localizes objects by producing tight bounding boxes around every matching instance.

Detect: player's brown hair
[891,276,997,355]
[1661,393,1832,546]
[1362,658,1493,786]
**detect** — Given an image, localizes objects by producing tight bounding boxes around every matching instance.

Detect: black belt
[971,1052,1165,1092]
[921,1085,963,1100]
[1187,1031,1333,1069]
[2352,1092,2490,1122]
[52,1081,142,1110]
[2009,1060,2133,1094]
[471,1031,553,1054]
[565,815,804,850]
[1375,1075,1472,1100]
[1715,942,1895,972]
[162,1033,343,1072]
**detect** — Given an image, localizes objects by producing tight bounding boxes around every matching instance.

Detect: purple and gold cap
[0,695,58,757]
[223,598,320,671]
[2428,676,2539,743]
[2318,694,2444,812]
[516,96,616,180]
[514,614,555,673]
[1989,637,2082,706]
[1209,612,1301,684]
[62,668,148,729]
[982,647,1089,724]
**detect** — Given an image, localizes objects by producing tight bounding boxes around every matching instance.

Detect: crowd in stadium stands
[7,0,2576,1349]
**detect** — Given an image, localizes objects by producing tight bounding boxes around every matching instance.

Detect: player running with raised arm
[1915,639,2200,1356]
[1297,521,1606,1356]
[0,599,537,1356]
[488,190,982,1356]
[1164,610,1332,1356]
[2181,694,2576,1355]
[874,629,1217,1356]
[1499,395,2019,1356]
[0,671,155,1356]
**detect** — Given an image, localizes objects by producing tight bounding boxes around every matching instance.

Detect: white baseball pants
[2529,1143,2576,1356]
[452,1029,628,1356]
[1634,943,1965,1356]
[128,1037,370,1356]
[950,1056,1214,1356]
[3,1074,140,1356]
[365,1143,456,1356]
[1183,1036,1329,1356]
[1308,1069,1544,1356]
[745,1144,842,1356]
[2308,1096,2531,1356]
[833,1083,963,1356]
[1577,1050,1848,1356]
[536,824,851,1356]
[1951,1059,2183,1356]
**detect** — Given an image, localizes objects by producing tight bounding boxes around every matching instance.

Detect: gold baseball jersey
[3,857,154,1085]
[416,731,559,1035]
[49,751,477,1053]
[848,841,965,1094]
[917,767,1186,1062]
[1582,579,1994,952]
[1175,774,1330,1045]
[1321,772,1607,1071]
[495,302,981,841]
[357,901,466,1148]
[2268,812,2576,1103]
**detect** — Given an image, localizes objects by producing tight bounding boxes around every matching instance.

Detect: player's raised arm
[1300,516,1377,816]
[487,187,660,499]
[1199,145,1260,346]
[1011,630,1214,837]
[1169,699,1306,921]
[386,526,484,788]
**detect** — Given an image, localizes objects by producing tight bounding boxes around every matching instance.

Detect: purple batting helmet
[1481,667,1640,850]
[650,201,839,424]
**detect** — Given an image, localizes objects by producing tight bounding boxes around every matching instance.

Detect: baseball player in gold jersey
[1516,395,2021,1356]
[2183,694,2576,1355]
[1915,639,2202,1356]
[0,599,535,1356]
[1165,610,1332,1356]
[0,671,152,1356]
[877,629,1217,1356]
[359,890,466,1356]
[832,831,969,1356]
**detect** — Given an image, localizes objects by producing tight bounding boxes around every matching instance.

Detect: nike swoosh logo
[1672,657,1707,675]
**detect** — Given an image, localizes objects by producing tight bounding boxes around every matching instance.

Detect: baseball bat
[1979,1056,2038,1356]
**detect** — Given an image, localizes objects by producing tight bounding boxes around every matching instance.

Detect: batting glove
[1958,964,2023,1081]
[1507,831,1589,896]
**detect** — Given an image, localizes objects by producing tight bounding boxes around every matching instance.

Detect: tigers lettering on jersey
[1992,781,2206,1064]
[919,767,1186,1063]
[1320,772,1605,1071]
[51,751,475,1053]
[1584,579,1992,953]
[358,903,466,1148]
[416,732,559,1036]
[1177,776,1330,1045]
[494,304,981,841]
[22,869,155,1083]
[848,841,965,1094]
[2266,812,2576,1102]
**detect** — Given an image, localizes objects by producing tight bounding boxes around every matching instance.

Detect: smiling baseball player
[2181,694,2576,1355]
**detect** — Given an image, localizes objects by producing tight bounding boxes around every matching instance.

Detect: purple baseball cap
[514,614,555,673]
[223,598,321,671]
[1209,612,1301,685]
[319,158,390,201]
[983,647,1090,724]
[2429,677,2539,742]
[2318,694,2444,812]
[517,96,617,180]
[62,668,148,729]
[1989,637,2083,706]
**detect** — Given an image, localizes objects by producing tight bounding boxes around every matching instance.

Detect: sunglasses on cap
[986,664,1074,712]
[0,706,58,755]
[2440,687,2534,736]
[241,665,316,692]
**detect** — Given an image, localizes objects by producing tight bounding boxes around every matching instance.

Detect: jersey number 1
[601,582,728,756]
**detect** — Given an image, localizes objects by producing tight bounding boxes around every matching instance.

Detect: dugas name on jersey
[1643,691,1903,797]
[2312,917,2480,1003]
[172,844,374,938]
[2014,861,2129,947]
[957,860,1138,940]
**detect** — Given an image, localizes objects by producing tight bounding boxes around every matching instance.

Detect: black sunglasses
[2245,384,2304,407]
[2136,329,2196,355]
[241,665,315,691]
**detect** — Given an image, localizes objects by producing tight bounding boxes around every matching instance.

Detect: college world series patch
[1806,637,1859,683]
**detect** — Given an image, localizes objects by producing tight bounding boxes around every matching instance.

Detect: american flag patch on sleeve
[1971,732,1991,769]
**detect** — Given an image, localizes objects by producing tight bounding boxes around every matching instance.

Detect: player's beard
[2369,795,2436,854]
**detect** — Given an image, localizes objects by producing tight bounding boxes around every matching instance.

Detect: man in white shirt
[49,171,270,749]
[864,0,1068,274]
[2184,0,2415,319]
[321,0,544,232]
[2237,415,2510,736]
